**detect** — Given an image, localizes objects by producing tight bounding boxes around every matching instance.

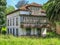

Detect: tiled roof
[20,5,28,10]
[7,2,43,15]
[7,9,29,15]
[27,2,42,7]
[19,2,42,10]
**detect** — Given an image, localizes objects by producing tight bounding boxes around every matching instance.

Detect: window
[37,28,41,36]
[13,18,14,26]
[7,19,9,26]
[13,28,15,36]
[20,16,24,23]
[10,19,11,26]
[26,28,31,35]
[7,28,9,34]
[16,18,18,26]
[10,28,12,34]
[16,28,18,36]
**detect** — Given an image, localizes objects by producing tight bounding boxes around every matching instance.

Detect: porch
[19,27,47,37]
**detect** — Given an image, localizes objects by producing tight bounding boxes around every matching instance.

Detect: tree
[44,0,60,33]
[15,0,28,8]
[46,0,60,22]
[6,6,15,14]
[0,0,6,33]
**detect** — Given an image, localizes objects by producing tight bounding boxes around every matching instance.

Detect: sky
[7,0,48,8]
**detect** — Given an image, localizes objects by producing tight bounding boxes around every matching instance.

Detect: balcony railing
[20,23,50,28]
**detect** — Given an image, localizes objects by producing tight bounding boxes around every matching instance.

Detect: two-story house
[7,3,49,37]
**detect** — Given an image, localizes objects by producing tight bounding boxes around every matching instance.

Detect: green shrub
[2,30,6,35]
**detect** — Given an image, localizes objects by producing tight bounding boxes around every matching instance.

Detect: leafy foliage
[0,34,60,45]
[46,0,60,22]
[0,0,6,24]
[0,0,6,33]
[5,6,15,14]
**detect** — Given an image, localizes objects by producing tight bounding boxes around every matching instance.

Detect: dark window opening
[7,28,9,34]
[8,20,9,26]
[10,28,12,34]
[16,28,18,36]
[13,18,14,26]
[16,18,18,26]
[37,28,41,36]
[13,28,15,36]
[26,28,31,36]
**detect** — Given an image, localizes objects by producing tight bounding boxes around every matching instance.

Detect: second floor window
[7,19,9,26]
[10,19,12,26]
[13,18,14,26]
[16,18,18,26]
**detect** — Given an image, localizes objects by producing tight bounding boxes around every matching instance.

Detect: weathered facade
[7,3,49,37]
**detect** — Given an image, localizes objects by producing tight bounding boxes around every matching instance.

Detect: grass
[0,32,60,45]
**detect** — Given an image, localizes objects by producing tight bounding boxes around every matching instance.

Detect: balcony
[20,23,49,28]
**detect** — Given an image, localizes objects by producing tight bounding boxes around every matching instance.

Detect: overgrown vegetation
[0,32,60,45]
[0,0,6,33]
[6,6,15,14]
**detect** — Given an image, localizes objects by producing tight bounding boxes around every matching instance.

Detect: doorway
[37,28,41,36]
[26,28,31,36]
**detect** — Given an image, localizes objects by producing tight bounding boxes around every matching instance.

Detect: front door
[37,28,41,36]
[26,28,31,36]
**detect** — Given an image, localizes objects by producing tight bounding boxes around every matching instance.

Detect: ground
[0,32,60,45]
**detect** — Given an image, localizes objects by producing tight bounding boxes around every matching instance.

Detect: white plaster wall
[7,11,20,27]
[7,11,20,18]
[7,11,20,36]
[20,11,30,15]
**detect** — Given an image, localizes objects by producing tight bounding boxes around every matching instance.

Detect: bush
[2,30,6,35]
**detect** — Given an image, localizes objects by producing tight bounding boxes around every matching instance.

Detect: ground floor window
[37,28,41,36]
[26,28,31,35]
[16,28,18,36]
[13,28,15,36]
[10,28,12,34]
[7,28,9,34]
